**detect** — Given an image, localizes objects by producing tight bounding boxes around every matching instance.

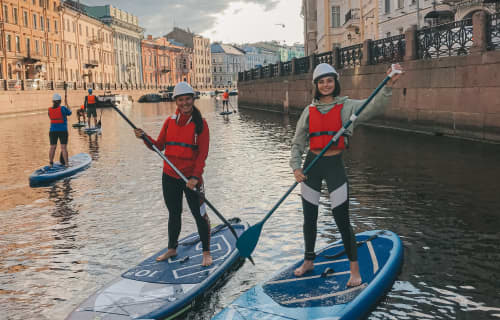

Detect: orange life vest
[164,115,198,160]
[48,106,64,124]
[308,104,346,150]
[87,95,96,104]
[223,92,229,100]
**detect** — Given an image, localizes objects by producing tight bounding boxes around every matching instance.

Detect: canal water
[1,98,499,320]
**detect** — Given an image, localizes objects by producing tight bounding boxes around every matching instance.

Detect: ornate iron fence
[271,63,280,77]
[262,65,271,78]
[371,34,406,64]
[489,13,500,50]
[252,68,260,79]
[282,61,292,75]
[315,51,334,66]
[417,19,473,59]
[245,70,252,80]
[296,56,310,74]
[340,44,363,68]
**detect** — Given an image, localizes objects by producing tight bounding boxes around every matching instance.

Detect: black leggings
[300,152,357,261]
[162,173,211,252]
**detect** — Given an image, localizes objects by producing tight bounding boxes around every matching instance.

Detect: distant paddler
[48,93,72,167]
[134,82,213,267]
[85,88,98,128]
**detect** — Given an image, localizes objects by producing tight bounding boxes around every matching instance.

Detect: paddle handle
[261,75,392,224]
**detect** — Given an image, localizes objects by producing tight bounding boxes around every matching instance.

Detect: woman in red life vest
[222,89,230,113]
[48,93,72,167]
[134,82,212,267]
[290,63,403,286]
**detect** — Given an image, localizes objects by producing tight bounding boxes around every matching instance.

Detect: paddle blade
[236,222,263,258]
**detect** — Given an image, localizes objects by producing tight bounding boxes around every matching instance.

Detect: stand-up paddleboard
[213,230,403,320]
[84,127,102,134]
[219,111,233,115]
[29,153,92,187]
[67,219,248,320]
[72,122,86,128]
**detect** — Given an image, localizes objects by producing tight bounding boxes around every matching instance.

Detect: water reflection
[0,99,499,320]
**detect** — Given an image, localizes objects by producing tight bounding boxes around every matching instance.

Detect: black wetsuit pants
[300,152,357,261]
[162,173,210,252]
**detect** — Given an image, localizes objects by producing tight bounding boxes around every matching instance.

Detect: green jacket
[290,87,392,171]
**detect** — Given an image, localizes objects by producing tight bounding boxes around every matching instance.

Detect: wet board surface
[212,230,403,320]
[29,153,92,187]
[67,221,247,320]
[72,122,86,127]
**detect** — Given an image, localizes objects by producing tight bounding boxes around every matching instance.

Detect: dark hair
[314,76,341,100]
[52,100,61,108]
[192,105,204,134]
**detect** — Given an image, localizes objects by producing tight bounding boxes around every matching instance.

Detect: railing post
[361,39,372,66]
[21,80,25,90]
[309,53,316,72]
[404,25,418,61]
[471,11,488,54]
[278,62,284,76]
[291,57,297,74]
[333,47,341,69]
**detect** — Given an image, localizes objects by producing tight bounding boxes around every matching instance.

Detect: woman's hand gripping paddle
[237,64,403,259]
[111,104,255,265]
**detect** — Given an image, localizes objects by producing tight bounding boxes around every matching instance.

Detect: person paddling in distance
[85,88,98,128]
[77,105,86,124]
[290,63,403,286]
[48,93,72,167]
[134,82,213,267]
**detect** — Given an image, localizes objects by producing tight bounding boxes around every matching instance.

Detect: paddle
[228,101,237,113]
[97,109,103,128]
[236,65,402,259]
[111,105,255,265]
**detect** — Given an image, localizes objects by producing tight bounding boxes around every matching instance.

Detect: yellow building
[0,0,63,82]
[192,35,212,89]
[60,1,114,85]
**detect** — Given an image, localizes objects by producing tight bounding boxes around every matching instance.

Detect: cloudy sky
[82,0,304,45]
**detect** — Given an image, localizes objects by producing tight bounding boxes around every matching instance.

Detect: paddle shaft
[259,75,393,226]
[112,105,254,264]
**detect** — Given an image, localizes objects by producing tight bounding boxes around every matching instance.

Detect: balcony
[88,37,104,46]
[84,60,99,69]
[344,8,360,29]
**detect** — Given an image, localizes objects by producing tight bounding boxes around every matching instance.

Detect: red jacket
[145,111,209,180]
[308,104,346,150]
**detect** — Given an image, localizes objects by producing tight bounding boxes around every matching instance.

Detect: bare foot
[347,261,362,287]
[294,260,314,277]
[156,249,177,262]
[201,251,212,267]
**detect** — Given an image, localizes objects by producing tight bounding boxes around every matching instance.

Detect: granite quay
[237,11,500,142]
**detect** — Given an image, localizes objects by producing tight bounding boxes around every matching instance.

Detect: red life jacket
[308,104,346,150]
[164,115,198,160]
[87,95,96,104]
[48,106,64,124]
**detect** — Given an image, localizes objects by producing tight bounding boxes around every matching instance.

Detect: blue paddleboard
[84,127,102,134]
[219,111,233,115]
[67,219,248,320]
[72,122,86,128]
[29,153,92,187]
[213,230,403,320]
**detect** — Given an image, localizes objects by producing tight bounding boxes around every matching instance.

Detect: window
[331,6,340,28]
[56,43,59,57]
[23,11,28,27]
[13,7,18,25]
[398,0,404,8]
[35,39,39,53]
[399,27,404,34]
[26,38,30,53]
[385,0,391,13]
[3,5,8,24]
[42,41,46,56]
[79,24,82,34]
[39,0,43,7]
[6,34,11,51]
[33,13,37,29]
[40,16,44,31]
[72,22,75,33]
[15,36,20,52]
[49,42,52,56]
[47,20,50,32]
[386,32,391,37]
[54,20,57,33]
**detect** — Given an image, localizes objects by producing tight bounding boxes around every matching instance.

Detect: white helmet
[52,93,62,101]
[173,82,195,99]
[312,63,339,83]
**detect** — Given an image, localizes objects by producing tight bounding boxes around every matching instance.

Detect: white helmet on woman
[312,63,339,83]
[173,82,195,99]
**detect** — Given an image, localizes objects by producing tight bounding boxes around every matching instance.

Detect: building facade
[61,1,114,85]
[192,35,212,89]
[242,46,280,70]
[211,43,245,88]
[85,4,144,85]
[0,0,63,82]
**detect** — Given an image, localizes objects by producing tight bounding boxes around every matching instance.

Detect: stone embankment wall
[0,89,157,116]
[238,12,500,142]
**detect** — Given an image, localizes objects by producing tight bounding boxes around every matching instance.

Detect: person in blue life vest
[48,93,72,167]
[290,63,403,286]
[134,82,213,267]
[84,88,97,128]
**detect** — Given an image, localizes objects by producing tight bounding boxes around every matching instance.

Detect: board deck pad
[212,230,403,320]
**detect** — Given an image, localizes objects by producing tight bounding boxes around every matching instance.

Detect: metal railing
[340,44,363,68]
[282,61,292,76]
[315,51,334,66]
[417,19,473,59]
[489,13,500,50]
[296,56,310,74]
[371,34,406,64]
